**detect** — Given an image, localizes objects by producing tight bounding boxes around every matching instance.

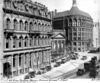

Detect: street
[50,53,100,80]
[10,52,100,80]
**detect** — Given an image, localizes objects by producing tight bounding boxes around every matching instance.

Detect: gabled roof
[52,33,65,39]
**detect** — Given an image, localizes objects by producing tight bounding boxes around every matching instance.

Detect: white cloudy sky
[33,0,100,22]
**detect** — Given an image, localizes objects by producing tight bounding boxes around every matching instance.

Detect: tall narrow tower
[72,0,77,7]
[0,0,4,80]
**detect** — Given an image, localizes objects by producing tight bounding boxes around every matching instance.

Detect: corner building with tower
[53,0,94,52]
[0,0,52,78]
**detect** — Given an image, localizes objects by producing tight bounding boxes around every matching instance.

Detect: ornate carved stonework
[4,0,51,19]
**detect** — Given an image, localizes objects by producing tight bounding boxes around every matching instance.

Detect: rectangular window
[73,42,76,46]
[6,42,9,48]
[13,55,15,67]
[19,55,21,66]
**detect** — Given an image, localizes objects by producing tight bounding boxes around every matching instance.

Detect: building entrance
[3,62,11,78]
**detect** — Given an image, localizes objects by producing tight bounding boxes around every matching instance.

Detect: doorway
[3,62,11,78]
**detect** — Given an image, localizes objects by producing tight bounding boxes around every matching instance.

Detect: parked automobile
[71,57,76,60]
[24,71,35,79]
[36,71,42,75]
[40,67,46,74]
[89,68,98,78]
[84,62,91,72]
[24,75,30,79]
[61,58,66,64]
[46,65,52,71]
[96,65,100,69]
[54,61,61,67]
[81,56,87,60]
[76,69,85,76]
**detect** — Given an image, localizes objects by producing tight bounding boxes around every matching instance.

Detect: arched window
[13,19,18,30]
[38,23,41,31]
[34,22,37,31]
[19,36,23,48]
[77,19,81,26]
[25,21,28,31]
[6,37,10,49]
[19,20,23,30]
[25,54,27,65]
[4,0,11,8]
[34,36,37,46]
[30,38,33,47]
[69,18,72,26]
[19,54,22,66]
[13,36,17,48]
[73,18,77,26]
[24,37,28,47]
[29,22,33,31]
[13,55,16,67]
[6,18,11,29]
[79,19,81,26]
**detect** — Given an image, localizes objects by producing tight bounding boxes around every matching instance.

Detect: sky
[33,0,100,22]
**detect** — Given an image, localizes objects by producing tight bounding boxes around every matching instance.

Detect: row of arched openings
[5,18,51,31]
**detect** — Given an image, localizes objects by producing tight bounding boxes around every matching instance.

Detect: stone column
[28,37,30,47]
[16,55,19,75]
[23,54,25,74]
[23,38,25,48]
[11,55,13,78]
[0,0,4,79]
[10,36,13,49]
[32,36,35,47]
[49,50,51,65]
[16,38,19,48]
[30,53,33,69]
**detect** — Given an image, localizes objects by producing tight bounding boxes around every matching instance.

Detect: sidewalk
[32,52,99,80]
[31,58,91,80]
[10,52,100,80]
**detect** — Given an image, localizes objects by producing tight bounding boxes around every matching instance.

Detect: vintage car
[24,71,35,79]
[76,69,85,76]
[81,56,87,60]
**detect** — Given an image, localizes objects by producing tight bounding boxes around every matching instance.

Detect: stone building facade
[0,0,52,78]
[94,22,100,47]
[51,33,65,61]
[53,0,94,52]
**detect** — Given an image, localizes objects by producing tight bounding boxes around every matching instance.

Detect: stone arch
[4,0,11,8]
[77,18,81,26]
[13,35,18,48]
[78,18,82,26]
[25,21,28,31]
[73,18,77,26]
[29,21,33,31]
[24,36,28,47]
[13,19,18,30]
[19,20,24,30]
[69,18,72,26]
[5,36,11,49]
[19,36,23,48]
[5,18,11,29]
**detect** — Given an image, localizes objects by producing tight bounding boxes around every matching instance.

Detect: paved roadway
[43,53,100,80]
[63,64,100,80]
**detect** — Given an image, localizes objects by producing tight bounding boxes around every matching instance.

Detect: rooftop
[53,0,92,19]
